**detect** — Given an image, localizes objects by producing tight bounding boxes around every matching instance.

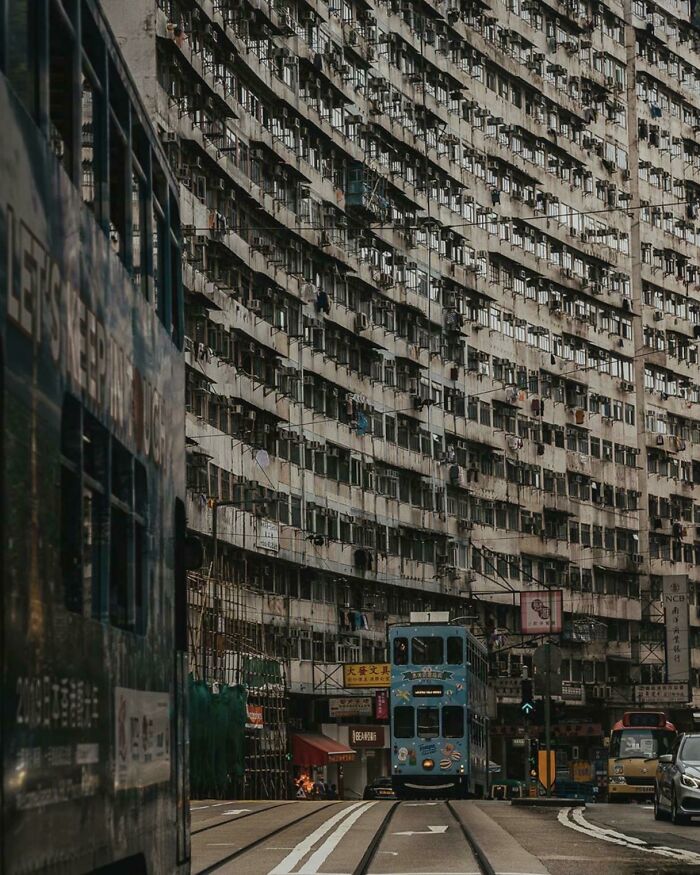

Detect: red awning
[292,733,356,766]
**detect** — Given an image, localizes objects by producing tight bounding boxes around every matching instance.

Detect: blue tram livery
[389,614,489,799]
[1,2,194,873]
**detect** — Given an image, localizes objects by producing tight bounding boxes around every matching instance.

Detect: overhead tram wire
[187,343,687,442]
[180,196,697,234]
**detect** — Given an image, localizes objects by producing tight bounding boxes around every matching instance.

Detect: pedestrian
[313,777,326,799]
[326,783,338,800]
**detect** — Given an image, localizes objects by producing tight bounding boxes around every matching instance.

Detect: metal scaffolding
[188,570,289,799]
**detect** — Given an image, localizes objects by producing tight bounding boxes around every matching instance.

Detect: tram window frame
[443,706,465,738]
[61,397,148,635]
[412,636,444,665]
[447,636,463,664]
[48,0,78,180]
[393,636,409,665]
[417,706,440,739]
[394,706,415,738]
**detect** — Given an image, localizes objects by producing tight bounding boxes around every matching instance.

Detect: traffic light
[520,679,534,716]
[529,739,539,777]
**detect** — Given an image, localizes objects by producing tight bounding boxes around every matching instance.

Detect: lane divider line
[557,806,700,864]
[269,802,367,875]
[298,802,378,874]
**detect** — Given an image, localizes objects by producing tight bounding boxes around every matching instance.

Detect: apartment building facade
[105,0,700,785]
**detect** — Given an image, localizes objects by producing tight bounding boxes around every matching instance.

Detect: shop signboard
[662,576,690,684]
[328,697,373,718]
[636,682,689,704]
[349,726,385,748]
[246,704,264,730]
[256,519,279,553]
[520,590,563,635]
[375,690,389,720]
[343,662,390,689]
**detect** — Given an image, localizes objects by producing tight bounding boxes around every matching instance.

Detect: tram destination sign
[412,685,444,697]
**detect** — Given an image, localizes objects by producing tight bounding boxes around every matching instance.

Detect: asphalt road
[189,798,700,875]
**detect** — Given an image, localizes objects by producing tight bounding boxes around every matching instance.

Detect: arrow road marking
[393,825,449,836]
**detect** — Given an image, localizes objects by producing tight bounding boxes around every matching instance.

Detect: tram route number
[15,675,99,731]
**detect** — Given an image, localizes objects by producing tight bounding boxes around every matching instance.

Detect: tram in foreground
[389,613,489,798]
[1,2,192,872]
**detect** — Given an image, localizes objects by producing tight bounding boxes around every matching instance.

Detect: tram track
[351,800,400,875]
[193,801,339,874]
[446,800,496,875]
[191,801,289,836]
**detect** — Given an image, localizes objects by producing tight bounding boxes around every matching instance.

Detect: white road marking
[268,802,366,875]
[558,806,700,864]
[404,802,440,807]
[297,802,378,874]
[221,808,251,816]
[393,825,449,836]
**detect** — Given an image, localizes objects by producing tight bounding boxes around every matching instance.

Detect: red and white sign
[520,590,563,634]
[375,690,389,721]
[246,704,264,730]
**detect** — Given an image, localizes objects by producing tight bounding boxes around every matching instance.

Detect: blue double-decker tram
[389,614,489,799]
[1,2,196,873]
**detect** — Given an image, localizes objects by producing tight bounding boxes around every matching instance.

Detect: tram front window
[417,707,440,738]
[394,706,414,738]
[412,637,443,665]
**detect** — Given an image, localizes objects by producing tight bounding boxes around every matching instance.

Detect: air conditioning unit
[631,553,643,564]
[355,313,369,332]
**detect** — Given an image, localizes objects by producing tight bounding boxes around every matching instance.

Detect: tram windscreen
[417,707,440,738]
[412,637,444,664]
[394,706,414,738]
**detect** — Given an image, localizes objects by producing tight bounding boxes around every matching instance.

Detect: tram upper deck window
[447,636,463,664]
[412,636,443,665]
[394,706,414,738]
[417,707,440,738]
[393,637,408,665]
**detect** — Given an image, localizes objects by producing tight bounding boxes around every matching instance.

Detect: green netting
[241,655,283,688]
[189,676,247,799]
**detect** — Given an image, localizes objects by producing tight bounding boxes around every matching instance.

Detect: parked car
[655,733,700,824]
[363,777,396,800]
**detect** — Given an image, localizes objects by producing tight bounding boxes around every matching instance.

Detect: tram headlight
[422,758,435,770]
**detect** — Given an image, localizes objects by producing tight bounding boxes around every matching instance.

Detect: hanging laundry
[315,290,330,314]
[356,412,368,436]
[361,613,369,630]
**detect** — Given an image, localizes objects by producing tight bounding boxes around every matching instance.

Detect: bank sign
[662,575,690,684]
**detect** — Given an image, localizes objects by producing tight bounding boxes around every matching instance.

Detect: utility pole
[545,589,553,797]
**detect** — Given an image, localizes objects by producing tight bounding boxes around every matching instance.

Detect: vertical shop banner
[662,575,690,684]
[375,690,389,721]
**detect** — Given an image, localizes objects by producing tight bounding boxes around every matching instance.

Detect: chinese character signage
[520,590,563,635]
[662,576,690,685]
[115,688,170,790]
[343,662,390,689]
[636,683,689,704]
[256,519,279,552]
[375,690,389,720]
[328,697,373,718]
